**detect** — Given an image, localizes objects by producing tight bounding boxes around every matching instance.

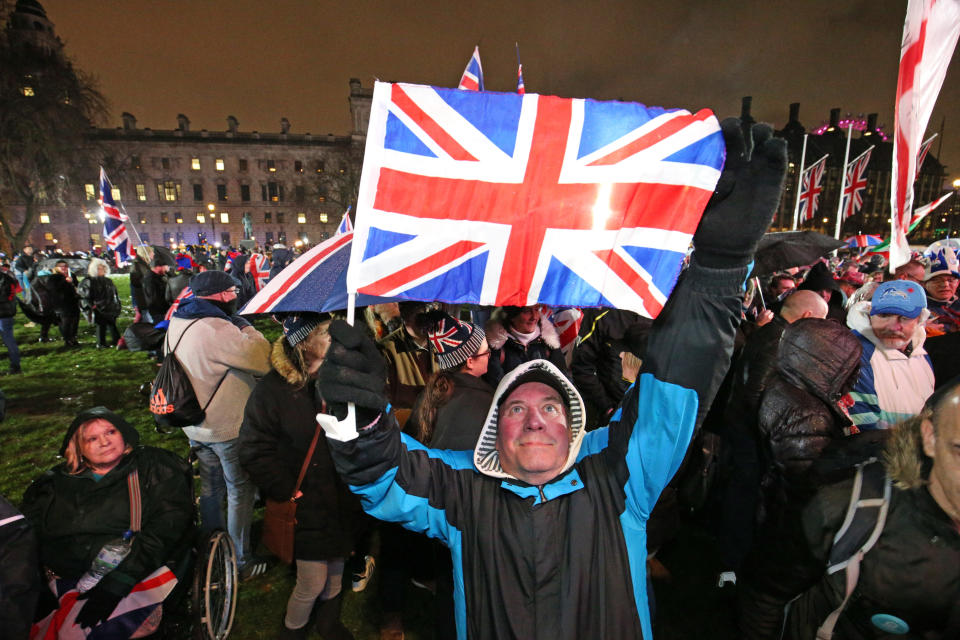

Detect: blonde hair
[63,420,132,475]
[88,257,110,278]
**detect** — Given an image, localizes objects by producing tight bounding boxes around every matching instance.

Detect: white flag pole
[792,134,808,230]
[834,124,853,240]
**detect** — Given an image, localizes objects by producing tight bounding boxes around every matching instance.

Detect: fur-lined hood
[485,308,561,351]
[271,337,309,388]
[473,359,585,483]
[884,414,930,490]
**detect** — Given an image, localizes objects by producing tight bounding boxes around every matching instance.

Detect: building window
[175,213,183,224]
[196,212,205,223]
[297,212,307,224]
[298,232,308,243]
[139,214,148,224]
[295,185,306,203]
[44,232,53,241]
[160,212,169,223]
[111,187,121,201]
[131,156,141,169]
[191,158,201,171]
[140,232,150,243]
[277,212,285,224]
[215,158,225,172]
[261,184,267,201]
[267,159,276,173]
[268,182,280,202]
[84,184,96,200]
[136,184,147,201]
[294,160,303,173]
[193,184,203,201]
[264,212,272,223]
[220,231,231,245]
[315,160,324,173]
[220,212,229,224]
[217,184,228,201]
[21,85,34,97]
[319,213,328,223]
[157,181,180,202]
[265,231,274,244]
[161,157,170,170]
[238,158,248,171]
[163,231,173,245]
[240,184,250,202]
[39,213,50,224]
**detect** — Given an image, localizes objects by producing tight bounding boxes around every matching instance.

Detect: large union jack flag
[799,154,828,223]
[98,168,131,266]
[840,146,874,221]
[347,82,724,318]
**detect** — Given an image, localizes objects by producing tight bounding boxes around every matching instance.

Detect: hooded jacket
[20,407,194,599]
[756,318,863,528]
[739,417,960,640]
[484,308,569,386]
[326,258,745,640]
[846,301,934,430]
[238,339,361,560]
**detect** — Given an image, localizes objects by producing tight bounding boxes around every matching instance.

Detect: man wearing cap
[315,119,787,639]
[166,270,271,579]
[923,248,960,334]
[846,280,934,431]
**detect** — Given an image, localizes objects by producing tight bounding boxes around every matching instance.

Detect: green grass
[0,275,737,639]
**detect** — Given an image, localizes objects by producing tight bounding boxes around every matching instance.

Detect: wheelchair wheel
[191,529,238,640]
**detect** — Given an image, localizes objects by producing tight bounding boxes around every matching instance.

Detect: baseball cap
[870,280,927,319]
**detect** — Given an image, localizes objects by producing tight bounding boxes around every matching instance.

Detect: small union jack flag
[458,46,484,91]
[427,316,462,353]
[249,253,270,291]
[337,209,353,235]
[841,146,874,221]
[347,82,724,318]
[99,167,131,266]
[799,154,828,222]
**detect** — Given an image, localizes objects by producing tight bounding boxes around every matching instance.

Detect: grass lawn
[0,275,737,639]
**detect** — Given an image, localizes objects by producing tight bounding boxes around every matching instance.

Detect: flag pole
[791,134,808,230]
[100,166,146,251]
[833,124,853,240]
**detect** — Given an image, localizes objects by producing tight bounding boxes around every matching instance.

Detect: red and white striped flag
[890,0,960,269]
[916,133,938,168]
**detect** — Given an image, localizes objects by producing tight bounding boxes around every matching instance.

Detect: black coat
[142,271,170,319]
[239,365,361,561]
[407,372,495,451]
[30,273,79,317]
[0,270,19,318]
[756,318,862,528]
[0,493,39,639]
[725,315,788,439]
[79,276,122,322]
[128,257,150,310]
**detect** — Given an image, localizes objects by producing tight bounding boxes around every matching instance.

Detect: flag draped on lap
[890,0,960,268]
[347,82,724,318]
[30,567,177,640]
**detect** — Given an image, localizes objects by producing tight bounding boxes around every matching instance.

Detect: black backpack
[150,319,227,430]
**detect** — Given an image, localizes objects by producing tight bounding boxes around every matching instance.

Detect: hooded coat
[20,408,194,599]
[484,308,569,386]
[326,259,746,640]
[846,301,935,430]
[238,339,362,560]
[739,418,960,639]
[756,318,863,528]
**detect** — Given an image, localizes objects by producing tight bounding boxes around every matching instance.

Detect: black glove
[316,320,388,425]
[75,583,124,629]
[693,118,788,268]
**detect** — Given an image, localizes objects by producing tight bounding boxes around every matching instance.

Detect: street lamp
[207,203,216,245]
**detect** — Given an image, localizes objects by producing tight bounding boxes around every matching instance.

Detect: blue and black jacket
[327,258,745,640]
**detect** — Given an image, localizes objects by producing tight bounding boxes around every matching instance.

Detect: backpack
[150,319,227,431]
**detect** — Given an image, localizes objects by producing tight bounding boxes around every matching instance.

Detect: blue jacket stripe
[349,467,455,545]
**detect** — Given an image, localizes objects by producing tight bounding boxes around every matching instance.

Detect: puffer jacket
[484,310,569,386]
[238,339,361,560]
[78,275,122,322]
[739,416,960,639]
[326,258,746,640]
[756,318,862,527]
[725,315,788,439]
[20,407,194,599]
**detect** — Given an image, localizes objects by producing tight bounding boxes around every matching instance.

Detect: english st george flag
[347,82,724,318]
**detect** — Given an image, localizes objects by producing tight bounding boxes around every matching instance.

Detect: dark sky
[41,0,960,173]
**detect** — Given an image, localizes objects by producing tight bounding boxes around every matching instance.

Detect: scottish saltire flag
[249,253,270,290]
[98,168,131,267]
[840,146,874,220]
[799,154,828,222]
[891,0,960,269]
[458,46,484,91]
[917,133,937,168]
[30,566,177,639]
[337,209,353,235]
[347,82,724,318]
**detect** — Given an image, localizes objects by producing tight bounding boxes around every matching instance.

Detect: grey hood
[473,359,586,481]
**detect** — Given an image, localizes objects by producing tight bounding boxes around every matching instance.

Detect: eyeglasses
[472,350,492,359]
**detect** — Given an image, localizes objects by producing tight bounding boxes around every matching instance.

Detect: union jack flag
[347,82,724,318]
[458,46,484,91]
[98,168,131,267]
[549,306,583,357]
[248,253,270,291]
[427,316,462,352]
[164,286,193,322]
[841,146,874,221]
[799,154,828,222]
[517,63,525,95]
[337,209,353,235]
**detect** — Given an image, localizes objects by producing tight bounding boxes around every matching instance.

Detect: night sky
[41,0,960,174]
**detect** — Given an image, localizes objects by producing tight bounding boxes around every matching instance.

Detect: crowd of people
[2,119,959,640]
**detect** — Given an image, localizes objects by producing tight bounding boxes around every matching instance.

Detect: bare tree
[314,143,364,221]
[0,27,108,252]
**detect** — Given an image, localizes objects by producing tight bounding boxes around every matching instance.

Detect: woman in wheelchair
[21,407,195,639]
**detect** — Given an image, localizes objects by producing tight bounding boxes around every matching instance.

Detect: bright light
[822,217,829,223]
[214,242,221,248]
[98,209,106,223]
[952,178,960,189]
[592,183,613,230]
[294,240,303,247]
[207,203,215,212]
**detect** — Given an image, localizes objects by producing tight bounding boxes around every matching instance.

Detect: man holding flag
[315,118,787,640]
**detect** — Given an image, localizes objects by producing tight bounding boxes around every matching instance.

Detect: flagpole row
[791,134,808,230]
[834,124,853,240]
